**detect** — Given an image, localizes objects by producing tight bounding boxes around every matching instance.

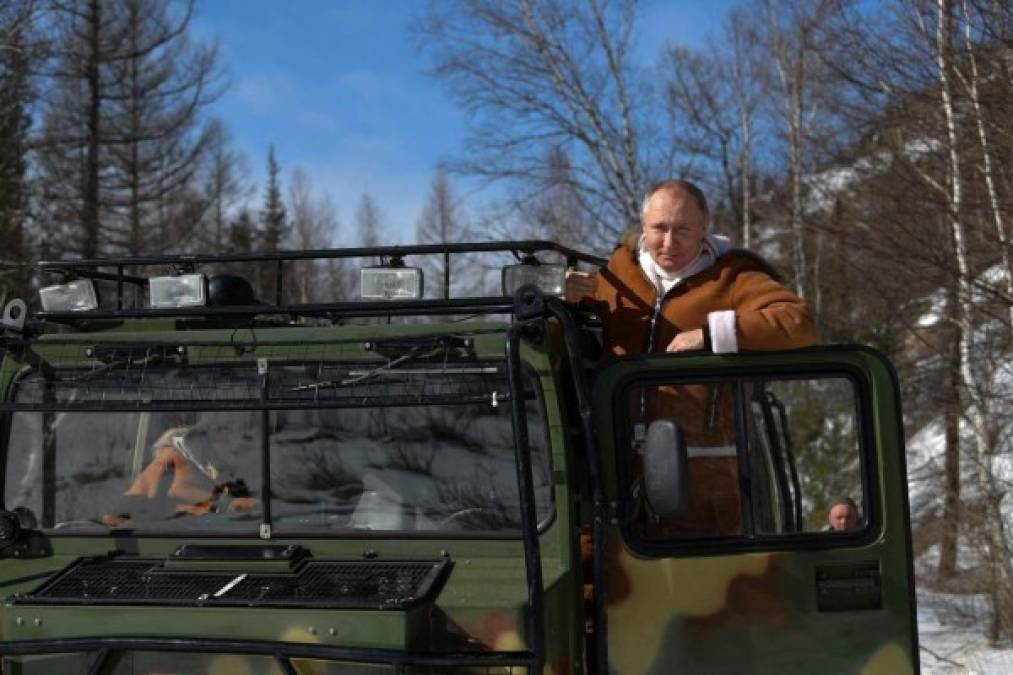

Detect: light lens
[502,263,565,297]
[149,274,207,308]
[38,279,99,312]
[360,267,424,300]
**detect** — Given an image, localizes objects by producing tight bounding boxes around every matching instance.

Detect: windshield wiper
[63,352,165,384]
[289,343,441,392]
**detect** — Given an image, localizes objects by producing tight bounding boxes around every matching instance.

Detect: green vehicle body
[0,243,919,674]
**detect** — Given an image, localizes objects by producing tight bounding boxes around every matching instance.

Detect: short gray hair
[829,496,859,512]
[641,180,709,217]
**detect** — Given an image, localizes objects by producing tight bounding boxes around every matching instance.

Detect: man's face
[828,503,858,531]
[641,187,708,273]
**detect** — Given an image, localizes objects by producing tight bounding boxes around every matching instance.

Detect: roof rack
[34,240,606,324]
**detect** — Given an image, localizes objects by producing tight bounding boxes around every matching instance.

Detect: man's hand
[666,328,705,352]
[564,269,597,303]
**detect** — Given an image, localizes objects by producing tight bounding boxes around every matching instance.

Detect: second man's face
[641,188,708,273]
[828,504,858,531]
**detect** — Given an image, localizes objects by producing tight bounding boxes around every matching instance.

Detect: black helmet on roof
[207,275,257,306]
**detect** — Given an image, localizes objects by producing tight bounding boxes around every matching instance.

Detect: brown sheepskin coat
[580,242,819,539]
[582,242,819,358]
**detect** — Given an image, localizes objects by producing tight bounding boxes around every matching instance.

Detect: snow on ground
[919,589,1013,674]
[906,345,1013,673]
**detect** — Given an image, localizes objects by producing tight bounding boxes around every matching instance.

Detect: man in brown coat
[566,179,818,357]
[566,179,818,538]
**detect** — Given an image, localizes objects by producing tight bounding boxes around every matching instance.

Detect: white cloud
[233,72,296,109]
[284,158,435,246]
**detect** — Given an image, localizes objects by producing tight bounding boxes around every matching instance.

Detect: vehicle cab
[0,242,919,674]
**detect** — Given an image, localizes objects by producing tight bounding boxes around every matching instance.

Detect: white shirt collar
[637,234,731,296]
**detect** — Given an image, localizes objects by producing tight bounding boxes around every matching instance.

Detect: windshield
[2,353,552,535]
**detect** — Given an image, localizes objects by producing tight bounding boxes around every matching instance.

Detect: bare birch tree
[955,0,1012,329]
[755,0,838,298]
[355,192,382,248]
[287,167,339,303]
[663,45,740,232]
[197,118,249,253]
[416,170,467,299]
[728,8,763,249]
[414,0,652,250]
[661,10,763,248]
[932,0,1011,641]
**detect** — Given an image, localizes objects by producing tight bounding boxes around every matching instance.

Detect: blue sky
[192,0,739,245]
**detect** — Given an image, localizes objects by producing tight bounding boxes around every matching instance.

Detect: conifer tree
[260,145,286,251]
[258,146,286,300]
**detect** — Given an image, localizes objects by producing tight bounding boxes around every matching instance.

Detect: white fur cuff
[708,310,738,354]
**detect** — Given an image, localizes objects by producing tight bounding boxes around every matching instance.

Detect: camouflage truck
[0,242,919,674]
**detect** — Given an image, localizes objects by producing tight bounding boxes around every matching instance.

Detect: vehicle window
[267,362,552,533]
[269,400,552,533]
[3,356,551,535]
[621,375,867,544]
[5,410,263,533]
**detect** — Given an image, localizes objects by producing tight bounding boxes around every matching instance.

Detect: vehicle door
[592,347,918,675]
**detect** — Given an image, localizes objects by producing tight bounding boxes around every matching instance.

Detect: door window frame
[609,361,882,557]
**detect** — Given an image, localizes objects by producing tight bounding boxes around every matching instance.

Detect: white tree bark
[935,0,1012,642]
[957,0,1013,330]
[763,0,811,296]
[729,8,758,249]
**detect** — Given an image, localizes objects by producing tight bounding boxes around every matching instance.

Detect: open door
[592,346,918,675]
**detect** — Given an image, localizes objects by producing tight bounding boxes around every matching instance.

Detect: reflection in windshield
[3,361,552,535]
[5,410,263,532]
[269,399,551,532]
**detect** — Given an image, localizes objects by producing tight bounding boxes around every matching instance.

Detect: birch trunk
[731,15,753,249]
[936,0,1012,642]
[958,0,1013,329]
[938,286,961,580]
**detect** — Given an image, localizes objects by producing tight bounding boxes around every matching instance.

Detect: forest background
[0,0,1011,669]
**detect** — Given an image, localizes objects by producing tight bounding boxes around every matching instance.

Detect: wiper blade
[289,343,439,392]
[63,353,164,384]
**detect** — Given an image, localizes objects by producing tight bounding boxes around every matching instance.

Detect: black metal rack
[34,240,607,321]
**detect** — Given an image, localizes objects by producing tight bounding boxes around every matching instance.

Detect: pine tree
[260,146,286,250]
[258,146,286,301]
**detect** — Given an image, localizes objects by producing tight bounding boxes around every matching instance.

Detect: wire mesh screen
[2,334,521,411]
[17,556,448,610]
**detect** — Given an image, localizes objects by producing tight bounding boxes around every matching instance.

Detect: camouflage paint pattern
[0,319,918,674]
[594,348,919,675]
[0,322,576,674]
